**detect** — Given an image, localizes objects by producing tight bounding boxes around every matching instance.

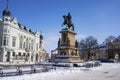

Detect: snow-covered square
[0,63,120,80]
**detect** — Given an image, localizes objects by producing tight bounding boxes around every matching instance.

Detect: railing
[55,55,79,58]
[0,63,54,77]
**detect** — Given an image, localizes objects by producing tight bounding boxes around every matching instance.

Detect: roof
[115,35,120,41]
[117,35,120,40]
[97,44,106,47]
[1,6,37,35]
[18,22,35,34]
[79,43,106,51]
[99,47,106,51]
[2,7,11,17]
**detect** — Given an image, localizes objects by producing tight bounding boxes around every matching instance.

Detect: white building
[0,5,41,63]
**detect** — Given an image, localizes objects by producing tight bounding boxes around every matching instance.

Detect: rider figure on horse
[62,13,74,31]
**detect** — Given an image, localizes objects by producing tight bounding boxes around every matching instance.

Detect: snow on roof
[97,44,106,47]
[99,47,106,51]
[18,22,35,34]
[116,35,120,40]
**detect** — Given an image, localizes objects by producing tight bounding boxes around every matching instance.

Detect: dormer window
[5,18,8,21]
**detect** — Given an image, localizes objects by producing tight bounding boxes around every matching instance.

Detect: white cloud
[44,36,59,45]
[43,33,59,53]
[76,34,87,41]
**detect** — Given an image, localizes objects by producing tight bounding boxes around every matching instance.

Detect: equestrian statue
[62,13,74,31]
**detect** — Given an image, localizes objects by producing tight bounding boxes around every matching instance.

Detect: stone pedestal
[54,28,81,63]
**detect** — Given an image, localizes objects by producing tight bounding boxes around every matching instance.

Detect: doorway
[6,52,10,62]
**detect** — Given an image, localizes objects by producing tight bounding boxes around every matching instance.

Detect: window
[18,52,21,56]
[26,40,28,49]
[12,37,16,47]
[31,44,33,50]
[12,52,15,56]
[23,53,26,56]
[27,53,29,56]
[3,37,6,45]
[105,55,108,58]
[36,43,38,50]
[19,40,22,49]
[23,42,26,48]
[29,43,31,50]
[36,54,38,61]
[5,18,8,21]
[3,36,9,46]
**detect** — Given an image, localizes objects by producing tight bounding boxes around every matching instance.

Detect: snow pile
[0,63,120,80]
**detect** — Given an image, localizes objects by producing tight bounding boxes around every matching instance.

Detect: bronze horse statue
[62,13,74,31]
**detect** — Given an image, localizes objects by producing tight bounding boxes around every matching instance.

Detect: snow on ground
[0,63,120,80]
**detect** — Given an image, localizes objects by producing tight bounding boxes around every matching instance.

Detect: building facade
[95,44,108,60]
[79,43,108,61]
[0,6,41,63]
[107,36,120,61]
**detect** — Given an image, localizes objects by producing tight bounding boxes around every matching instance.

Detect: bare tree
[105,35,116,43]
[79,36,98,60]
[105,35,117,59]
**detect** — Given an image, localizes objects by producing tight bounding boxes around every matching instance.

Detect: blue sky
[0,0,120,53]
